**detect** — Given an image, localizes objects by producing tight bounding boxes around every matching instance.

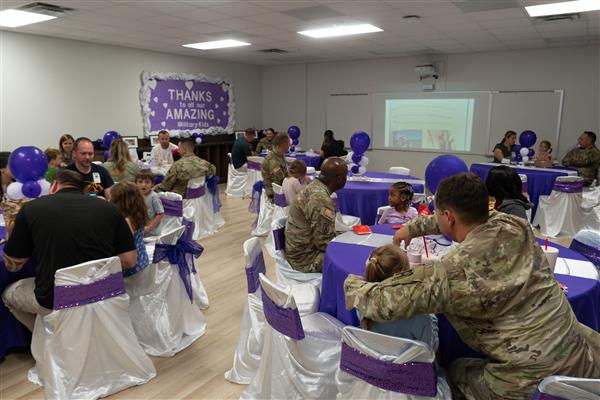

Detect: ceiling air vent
[259,48,288,54]
[18,2,74,15]
[534,13,581,22]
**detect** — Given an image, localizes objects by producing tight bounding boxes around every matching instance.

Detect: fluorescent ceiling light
[0,9,56,28]
[183,39,251,50]
[298,24,383,38]
[525,0,600,17]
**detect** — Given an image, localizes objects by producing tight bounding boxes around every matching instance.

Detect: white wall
[262,45,599,177]
[0,31,262,151]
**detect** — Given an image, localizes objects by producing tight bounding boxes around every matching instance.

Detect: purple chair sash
[153,231,204,303]
[53,272,125,310]
[553,180,583,193]
[184,185,206,199]
[161,198,183,217]
[531,390,566,400]
[274,192,288,208]
[248,181,264,215]
[245,253,266,294]
[570,239,600,268]
[206,175,222,213]
[261,289,305,340]
[247,160,261,171]
[340,342,437,396]
[273,227,285,251]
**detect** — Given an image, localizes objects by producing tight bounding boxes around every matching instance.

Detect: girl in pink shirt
[378,181,418,224]
[282,160,309,205]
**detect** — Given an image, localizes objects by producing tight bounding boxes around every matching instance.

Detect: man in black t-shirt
[66,137,114,197]
[1,170,136,331]
[231,128,256,170]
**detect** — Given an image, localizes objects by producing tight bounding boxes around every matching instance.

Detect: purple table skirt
[320,224,600,367]
[0,226,36,360]
[470,163,572,218]
[336,172,425,225]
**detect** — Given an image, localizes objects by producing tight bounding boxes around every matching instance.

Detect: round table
[320,224,600,367]
[470,163,577,218]
[336,172,425,225]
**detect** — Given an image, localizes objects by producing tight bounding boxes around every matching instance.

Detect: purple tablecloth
[470,163,573,218]
[336,172,425,225]
[320,224,600,367]
[0,226,36,360]
[259,152,321,168]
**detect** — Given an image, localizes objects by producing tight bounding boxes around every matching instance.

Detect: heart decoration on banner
[185,80,194,90]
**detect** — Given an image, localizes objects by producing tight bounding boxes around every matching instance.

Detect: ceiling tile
[206,2,271,17]
[168,8,231,22]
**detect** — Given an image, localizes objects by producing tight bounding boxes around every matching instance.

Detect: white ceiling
[1,0,598,65]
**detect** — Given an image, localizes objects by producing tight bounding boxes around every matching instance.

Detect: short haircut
[135,170,155,183]
[54,169,84,190]
[272,132,290,147]
[583,131,597,143]
[44,148,61,161]
[158,130,169,136]
[288,160,307,178]
[73,137,93,151]
[179,137,195,150]
[245,128,256,136]
[435,173,489,225]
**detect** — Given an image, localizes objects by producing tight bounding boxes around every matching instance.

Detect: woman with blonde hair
[59,134,75,166]
[103,139,139,182]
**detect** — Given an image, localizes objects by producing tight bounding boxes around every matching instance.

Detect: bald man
[285,157,348,273]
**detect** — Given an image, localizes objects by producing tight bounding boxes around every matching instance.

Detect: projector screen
[372,92,492,154]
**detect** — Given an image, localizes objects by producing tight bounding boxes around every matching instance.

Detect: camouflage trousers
[449,358,527,400]
[289,252,324,273]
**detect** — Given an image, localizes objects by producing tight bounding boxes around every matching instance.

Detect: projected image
[384,99,475,151]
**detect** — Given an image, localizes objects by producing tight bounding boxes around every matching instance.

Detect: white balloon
[358,166,367,175]
[195,137,202,144]
[520,147,529,157]
[522,156,529,162]
[359,156,369,166]
[6,182,24,200]
[38,179,51,195]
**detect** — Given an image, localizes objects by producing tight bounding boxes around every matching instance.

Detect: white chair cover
[156,192,184,235]
[332,192,362,232]
[533,176,585,237]
[270,216,323,289]
[570,229,600,269]
[246,156,264,198]
[264,183,289,257]
[226,152,248,198]
[519,174,532,222]
[389,166,411,175]
[251,188,274,237]
[335,326,452,399]
[183,206,209,310]
[375,205,392,225]
[182,176,217,240]
[536,376,600,400]
[125,226,206,357]
[241,274,343,400]
[29,257,156,400]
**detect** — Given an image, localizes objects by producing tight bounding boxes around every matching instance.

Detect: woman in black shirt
[320,130,347,158]
[493,130,517,163]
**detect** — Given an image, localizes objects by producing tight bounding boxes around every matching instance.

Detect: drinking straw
[423,237,429,258]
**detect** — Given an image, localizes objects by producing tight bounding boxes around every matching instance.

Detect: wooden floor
[0,185,572,399]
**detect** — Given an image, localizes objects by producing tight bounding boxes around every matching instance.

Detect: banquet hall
[0,0,599,399]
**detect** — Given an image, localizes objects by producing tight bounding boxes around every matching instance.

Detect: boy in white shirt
[150,130,178,166]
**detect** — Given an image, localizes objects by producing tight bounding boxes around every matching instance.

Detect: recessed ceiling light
[298,24,383,38]
[182,40,251,50]
[0,9,56,28]
[525,0,600,17]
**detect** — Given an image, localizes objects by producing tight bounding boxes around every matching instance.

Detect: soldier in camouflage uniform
[562,131,600,186]
[261,132,289,202]
[285,157,348,273]
[256,128,275,153]
[158,138,216,196]
[345,173,600,400]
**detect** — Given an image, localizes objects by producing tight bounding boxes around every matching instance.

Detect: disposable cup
[407,251,421,265]
[542,245,559,272]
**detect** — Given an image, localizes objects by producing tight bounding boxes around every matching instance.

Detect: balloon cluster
[347,131,370,175]
[424,154,468,194]
[191,133,205,144]
[513,130,536,163]
[287,126,301,152]
[102,130,121,160]
[6,147,50,200]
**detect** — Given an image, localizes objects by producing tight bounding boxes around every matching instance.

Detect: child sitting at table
[282,160,309,205]
[135,171,164,236]
[44,148,63,183]
[377,181,418,224]
[534,140,553,167]
[360,244,439,351]
[110,181,150,276]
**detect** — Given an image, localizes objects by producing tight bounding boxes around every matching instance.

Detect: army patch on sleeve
[321,207,335,221]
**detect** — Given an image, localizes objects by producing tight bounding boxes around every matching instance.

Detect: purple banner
[141,72,235,136]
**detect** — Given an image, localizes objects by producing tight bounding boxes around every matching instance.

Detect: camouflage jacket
[285,179,336,273]
[261,151,287,201]
[562,145,600,185]
[345,211,600,398]
[159,154,216,196]
[256,137,274,153]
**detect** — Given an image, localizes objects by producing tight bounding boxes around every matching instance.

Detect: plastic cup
[407,250,421,265]
[542,246,559,272]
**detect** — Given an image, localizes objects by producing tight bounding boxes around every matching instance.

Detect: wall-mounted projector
[415,64,438,80]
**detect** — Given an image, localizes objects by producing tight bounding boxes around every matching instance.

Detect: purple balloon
[350,165,359,174]
[350,131,370,154]
[424,154,468,194]
[292,138,299,146]
[351,153,362,164]
[8,146,48,183]
[515,154,522,162]
[22,180,42,198]
[527,148,534,157]
[512,144,521,154]
[519,130,536,148]
[103,131,120,149]
[287,126,301,140]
